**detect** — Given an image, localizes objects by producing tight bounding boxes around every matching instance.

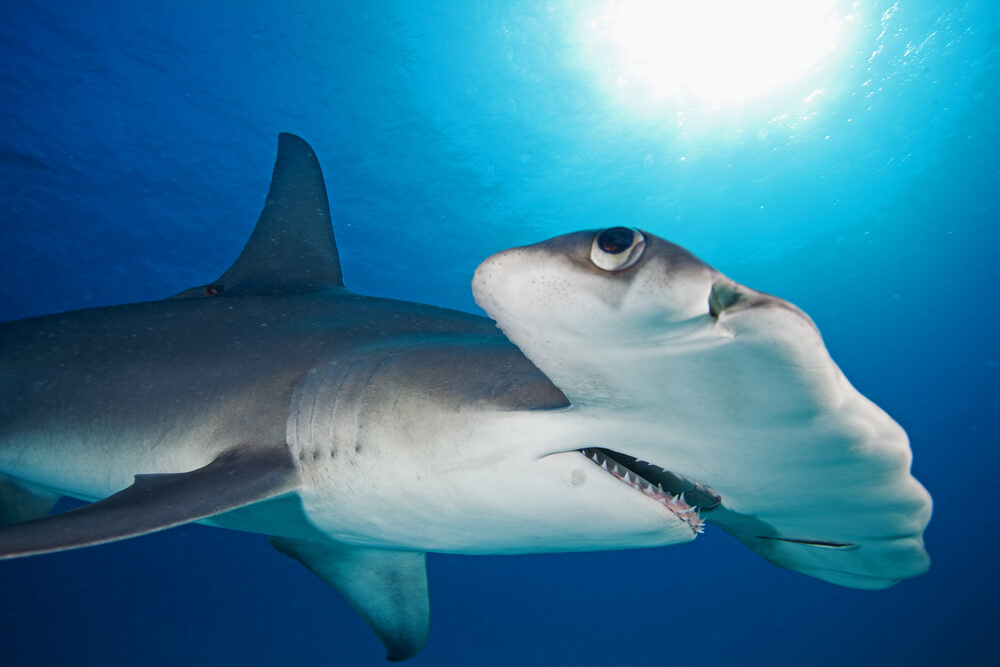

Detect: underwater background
[0,1,996,665]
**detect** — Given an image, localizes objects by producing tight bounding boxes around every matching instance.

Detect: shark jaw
[576,447,719,535]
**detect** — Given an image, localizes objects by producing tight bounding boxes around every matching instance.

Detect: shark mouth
[578,448,722,535]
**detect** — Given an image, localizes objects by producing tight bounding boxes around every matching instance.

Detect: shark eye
[591,227,646,271]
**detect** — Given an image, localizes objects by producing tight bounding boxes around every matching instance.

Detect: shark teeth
[578,448,706,534]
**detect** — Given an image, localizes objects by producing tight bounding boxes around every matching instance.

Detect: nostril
[709,281,745,319]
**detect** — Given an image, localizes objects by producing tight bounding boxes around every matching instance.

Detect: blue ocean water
[0,1,996,665]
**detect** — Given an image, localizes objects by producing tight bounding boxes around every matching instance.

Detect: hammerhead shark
[0,133,932,661]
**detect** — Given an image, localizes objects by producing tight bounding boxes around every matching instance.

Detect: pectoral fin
[271,537,429,662]
[0,446,298,559]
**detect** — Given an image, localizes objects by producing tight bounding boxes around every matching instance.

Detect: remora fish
[0,133,932,661]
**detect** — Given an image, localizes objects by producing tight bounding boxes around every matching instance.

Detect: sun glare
[581,0,848,110]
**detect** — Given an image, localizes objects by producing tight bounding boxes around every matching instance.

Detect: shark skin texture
[0,133,932,661]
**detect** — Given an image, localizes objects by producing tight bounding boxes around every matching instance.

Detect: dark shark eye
[596,227,635,253]
[590,227,646,271]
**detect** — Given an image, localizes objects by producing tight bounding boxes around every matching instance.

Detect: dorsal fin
[179,133,344,297]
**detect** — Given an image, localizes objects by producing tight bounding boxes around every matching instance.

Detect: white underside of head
[472,228,932,589]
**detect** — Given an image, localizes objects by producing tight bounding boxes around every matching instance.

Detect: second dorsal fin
[200,133,344,296]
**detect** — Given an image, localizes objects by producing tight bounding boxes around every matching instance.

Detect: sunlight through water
[578,0,855,122]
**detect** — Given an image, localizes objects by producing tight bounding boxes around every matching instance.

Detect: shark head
[473,227,932,589]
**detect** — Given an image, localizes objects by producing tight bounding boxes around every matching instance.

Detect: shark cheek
[535,452,699,548]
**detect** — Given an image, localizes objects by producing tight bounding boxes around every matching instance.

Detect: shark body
[0,134,931,661]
